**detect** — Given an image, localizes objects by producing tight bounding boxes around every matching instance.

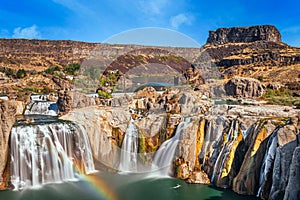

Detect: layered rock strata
[207,25,281,45]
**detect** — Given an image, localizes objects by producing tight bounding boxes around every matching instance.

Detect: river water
[0,171,258,200]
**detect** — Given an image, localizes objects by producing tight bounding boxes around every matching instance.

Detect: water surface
[0,172,258,200]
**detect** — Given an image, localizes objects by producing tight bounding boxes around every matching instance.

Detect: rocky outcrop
[224,76,264,98]
[129,87,211,115]
[57,90,102,114]
[198,26,300,84]
[207,25,281,45]
[0,100,24,189]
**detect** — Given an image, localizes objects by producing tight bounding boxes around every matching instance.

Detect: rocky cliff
[207,25,281,45]
[198,25,300,86]
[0,100,24,189]
[59,86,299,199]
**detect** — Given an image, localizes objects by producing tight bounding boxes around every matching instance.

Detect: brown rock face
[224,76,264,98]
[0,100,24,189]
[207,25,281,45]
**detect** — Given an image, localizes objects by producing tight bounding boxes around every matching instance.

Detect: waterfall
[257,129,279,197]
[211,120,239,183]
[199,120,212,166]
[152,120,185,176]
[118,119,139,173]
[24,101,58,116]
[10,121,95,190]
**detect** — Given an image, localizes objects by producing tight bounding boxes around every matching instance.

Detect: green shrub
[63,63,81,75]
[263,88,291,98]
[0,67,14,77]
[16,69,27,79]
[262,88,300,106]
[258,76,264,82]
[97,90,112,99]
[45,66,61,74]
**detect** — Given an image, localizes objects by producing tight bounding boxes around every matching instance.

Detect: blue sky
[0,0,299,47]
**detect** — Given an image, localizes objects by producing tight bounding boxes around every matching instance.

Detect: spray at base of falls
[10,121,95,190]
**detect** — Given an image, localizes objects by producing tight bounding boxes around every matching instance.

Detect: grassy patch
[262,88,300,106]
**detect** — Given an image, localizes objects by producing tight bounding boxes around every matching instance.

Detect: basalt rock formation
[207,25,281,45]
[224,76,264,98]
[198,25,300,87]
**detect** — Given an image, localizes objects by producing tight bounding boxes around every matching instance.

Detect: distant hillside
[1,25,299,101]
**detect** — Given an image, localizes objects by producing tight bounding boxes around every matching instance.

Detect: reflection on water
[0,172,258,200]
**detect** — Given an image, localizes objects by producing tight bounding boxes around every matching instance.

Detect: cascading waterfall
[118,119,139,173]
[24,101,58,116]
[199,120,212,166]
[10,121,95,190]
[257,128,279,196]
[211,120,239,183]
[152,120,185,176]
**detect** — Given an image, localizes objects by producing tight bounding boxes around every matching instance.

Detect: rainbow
[81,173,118,200]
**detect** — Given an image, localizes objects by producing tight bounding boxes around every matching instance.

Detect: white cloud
[138,0,169,15]
[12,25,41,39]
[170,13,193,29]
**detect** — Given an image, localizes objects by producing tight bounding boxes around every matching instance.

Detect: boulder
[224,76,264,98]
[57,90,102,114]
[187,171,210,184]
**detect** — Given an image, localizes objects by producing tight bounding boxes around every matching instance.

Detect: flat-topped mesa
[206,25,281,45]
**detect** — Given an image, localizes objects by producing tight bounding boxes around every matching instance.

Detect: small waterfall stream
[152,120,185,176]
[10,121,95,190]
[118,119,139,173]
[211,120,239,183]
